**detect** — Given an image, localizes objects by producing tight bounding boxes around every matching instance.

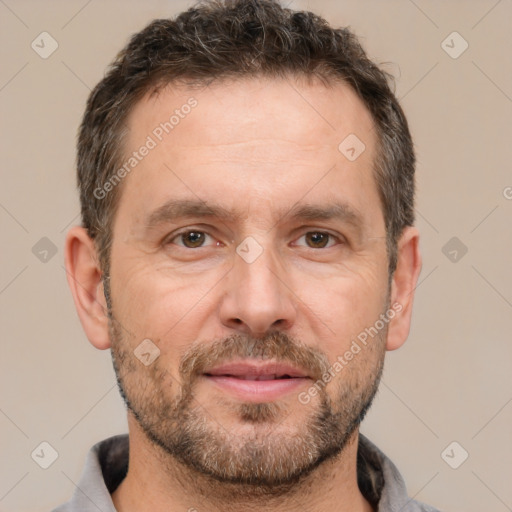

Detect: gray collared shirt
[52,434,441,511]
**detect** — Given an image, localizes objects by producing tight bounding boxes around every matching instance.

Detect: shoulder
[50,434,128,512]
[358,434,443,512]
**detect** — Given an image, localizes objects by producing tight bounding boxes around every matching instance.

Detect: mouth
[204,360,308,379]
[203,361,311,401]
[208,374,297,380]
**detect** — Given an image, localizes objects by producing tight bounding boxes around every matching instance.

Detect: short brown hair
[77,0,415,276]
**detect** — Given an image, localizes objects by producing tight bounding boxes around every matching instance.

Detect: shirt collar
[54,433,436,512]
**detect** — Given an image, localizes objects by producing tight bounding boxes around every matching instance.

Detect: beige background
[1,1,511,511]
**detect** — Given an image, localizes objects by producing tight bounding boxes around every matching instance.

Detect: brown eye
[177,231,208,248]
[304,232,331,248]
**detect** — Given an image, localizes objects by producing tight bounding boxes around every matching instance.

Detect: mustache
[179,331,331,384]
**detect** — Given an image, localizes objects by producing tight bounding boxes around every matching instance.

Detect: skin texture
[65,76,422,512]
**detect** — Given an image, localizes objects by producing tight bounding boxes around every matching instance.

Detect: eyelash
[293,231,340,249]
[166,229,343,249]
[167,229,219,248]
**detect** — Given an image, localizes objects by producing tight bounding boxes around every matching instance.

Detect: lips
[202,361,310,402]
[204,361,308,380]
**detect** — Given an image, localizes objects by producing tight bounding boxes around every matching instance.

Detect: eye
[294,231,338,249]
[170,230,216,248]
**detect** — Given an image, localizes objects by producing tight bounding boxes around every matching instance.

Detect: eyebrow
[142,198,365,235]
[286,202,364,226]
[143,199,234,232]
[285,202,366,239]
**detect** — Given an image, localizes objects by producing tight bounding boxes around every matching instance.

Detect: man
[58,0,439,510]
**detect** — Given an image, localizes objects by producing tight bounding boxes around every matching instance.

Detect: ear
[386,226,422,351]
[64,226,111,350]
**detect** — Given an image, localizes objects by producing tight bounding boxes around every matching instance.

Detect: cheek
[110,259,217,349]
[298,269,388,354]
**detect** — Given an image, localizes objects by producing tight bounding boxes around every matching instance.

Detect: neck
[112,414,374,512]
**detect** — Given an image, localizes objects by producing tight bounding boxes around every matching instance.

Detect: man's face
[107,76,389,487]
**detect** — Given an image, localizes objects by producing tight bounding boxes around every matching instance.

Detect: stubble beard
[107,291,386,494]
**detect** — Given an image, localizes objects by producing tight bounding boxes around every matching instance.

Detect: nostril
[271,319,287,329]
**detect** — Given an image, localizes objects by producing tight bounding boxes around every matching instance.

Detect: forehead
[127,75,376,153]
[116,75,381,232]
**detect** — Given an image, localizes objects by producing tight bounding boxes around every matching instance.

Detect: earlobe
[64,226,111,350]
[386,226,422,351]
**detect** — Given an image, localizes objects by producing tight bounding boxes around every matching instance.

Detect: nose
[219,244,297,336]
